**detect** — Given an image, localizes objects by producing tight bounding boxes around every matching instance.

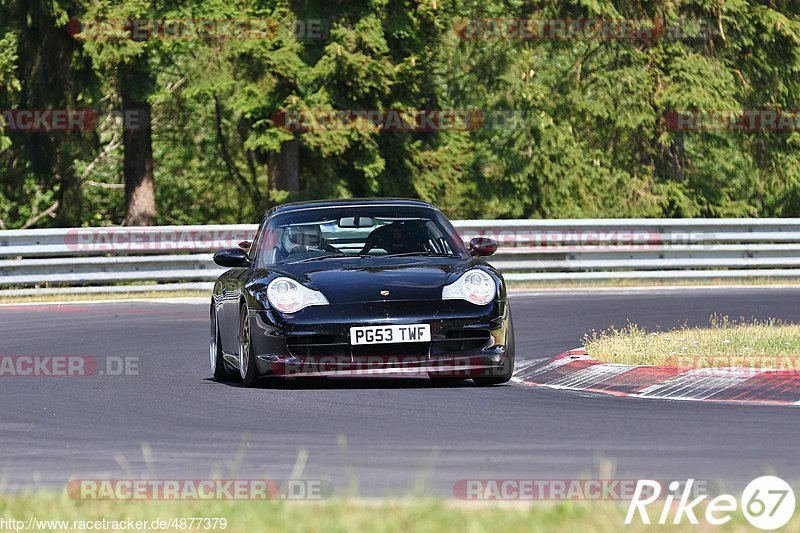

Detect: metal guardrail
[2,219,800,295]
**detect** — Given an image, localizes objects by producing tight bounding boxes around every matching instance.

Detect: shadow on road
[203,376,502,390]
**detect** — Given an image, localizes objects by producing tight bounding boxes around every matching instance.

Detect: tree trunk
[56,165,82,226]
[119,58,157,226]
[269,136,300,194]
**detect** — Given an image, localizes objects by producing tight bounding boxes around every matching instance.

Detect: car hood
[263,256,471,303]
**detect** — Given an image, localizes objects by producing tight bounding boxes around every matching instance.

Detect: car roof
[267,198,435,217]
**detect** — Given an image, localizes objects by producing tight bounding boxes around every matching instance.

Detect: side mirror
[469,237,498,257]
[213,248,252,268]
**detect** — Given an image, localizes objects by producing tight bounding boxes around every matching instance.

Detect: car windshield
[253,205,467,266]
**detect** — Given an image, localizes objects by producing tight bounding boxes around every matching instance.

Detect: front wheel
[239,305,259,388]
[210,306,234,382]
[473,314,515,386]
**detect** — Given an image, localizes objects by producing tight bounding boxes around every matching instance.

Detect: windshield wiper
[381,251,457,258]
[291,253,369,264]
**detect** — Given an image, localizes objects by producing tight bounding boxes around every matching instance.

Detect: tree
[119,54,157,225]
[0,0,100,228]
[78,0,163,226]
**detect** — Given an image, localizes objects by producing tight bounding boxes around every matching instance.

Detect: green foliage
[0,31,20,154]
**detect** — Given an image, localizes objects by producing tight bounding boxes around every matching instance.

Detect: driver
[282,225,338,254]
[359,221,429,255]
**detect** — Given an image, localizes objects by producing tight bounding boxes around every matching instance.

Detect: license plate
[350,324,431,345]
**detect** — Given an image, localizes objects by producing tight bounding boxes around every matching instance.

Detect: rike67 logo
[626,476,796,530]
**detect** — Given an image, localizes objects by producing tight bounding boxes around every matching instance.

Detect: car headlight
[442,269,496,305]
[266,277,329,313]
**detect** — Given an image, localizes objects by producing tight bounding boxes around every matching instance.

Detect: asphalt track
[1,287,800,497]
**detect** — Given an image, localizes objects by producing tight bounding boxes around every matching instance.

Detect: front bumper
[248,299,511,377]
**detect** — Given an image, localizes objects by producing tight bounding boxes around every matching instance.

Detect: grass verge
[0,493,785,532]
[585,316,800,368]
[0,291,209,305]
[507,277,800,290]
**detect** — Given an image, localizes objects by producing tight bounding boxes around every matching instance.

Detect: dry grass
[585,315,800,369]
[0,290,209,305]
[508,277,800,290]
[0,493,789,533]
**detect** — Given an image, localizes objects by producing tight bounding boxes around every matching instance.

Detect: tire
[210,306,233,382]
[473,314,515,386]
[239,304,259,388]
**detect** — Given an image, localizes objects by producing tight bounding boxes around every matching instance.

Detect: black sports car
[210,198,514,387]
